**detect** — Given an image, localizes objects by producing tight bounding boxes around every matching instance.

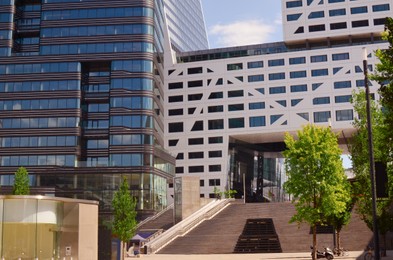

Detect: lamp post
[363,47,380,260]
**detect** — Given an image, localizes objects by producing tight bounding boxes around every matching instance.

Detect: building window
[208,119,224,130]
[313,97,330,105]
[269,72,285,81]
[249,102,265,110]
[335,95,351,103]
[290,70,307,78]
[295,27,304,34]
[176,153,184,160]
[291,99,303,106]
[188,138,204,145]
[289,57,306,64]
[332,53,349,61]
[287,13,302,21]
[330,22,347,30]
[228,90,244,98]
[188,94,203,101]
[247,61,263,68]
[175,167,184,174]
[329,8,346,16]
[209,165,221,172]
[373,4,390,12]
[168,82,183,89]
[209,151,222,158]
[334,81,352,89]
[352,20,369,28]
[208,136,223,144]
[248,74,264,82]
[271,115,283,124]
[311,55,327,63]
[309,24,325,32]
[191,121,204,131]
[228,104,244,111]
[328,0,344,3]
[314,111,331,123]
[286,0,302,8]
[208,105,224,113]
[168,95,183,103]
[189,166,204,173]
[308,11,324,19]
[208,92,223,99]
[228,118,244,129]
[351,6,368,14]
[209,179,221,186]
[227,63,243,71]
[168,109,183,116]
[269,86,286,94]
[311,69,328,77]
[188,80,203,88]
[250,116,266,127]
[168,139,178,147]
[188,67,203,74]
[168,122,183,133]
[290,84,307,92]
[268,59,285,67]
[189,152,204,159]
[336,109,353,121]
[374,18,387,26]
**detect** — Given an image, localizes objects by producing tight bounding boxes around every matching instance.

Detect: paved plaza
[126,251,393,260]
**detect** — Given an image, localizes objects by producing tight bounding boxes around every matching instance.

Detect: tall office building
[164,0,393,201]
[0,1,192,257]
[164,0,209,52]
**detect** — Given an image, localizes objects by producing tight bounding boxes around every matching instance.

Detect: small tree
[284,125,351,260]
[112,177,137,259]
[13,166,30,195]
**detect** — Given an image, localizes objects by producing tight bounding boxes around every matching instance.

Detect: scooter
[310,246,334,260]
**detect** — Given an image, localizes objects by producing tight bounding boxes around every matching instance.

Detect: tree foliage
[284,125,351,259]
[112,177,137,259]
[13,166,30,195]
[349,18,393,250]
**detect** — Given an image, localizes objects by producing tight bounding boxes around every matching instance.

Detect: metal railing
[144,198,233,254]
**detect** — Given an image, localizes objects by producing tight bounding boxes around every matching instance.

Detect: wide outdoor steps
[157,200,373,254]
[233,218,282,253]
[137,208,174,231]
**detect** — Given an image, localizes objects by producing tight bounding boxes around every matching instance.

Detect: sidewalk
[127,251,393,260]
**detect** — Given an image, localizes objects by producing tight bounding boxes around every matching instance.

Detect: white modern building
[164,0,393,201]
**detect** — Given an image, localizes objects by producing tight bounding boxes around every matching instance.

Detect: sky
[201,0,283,49]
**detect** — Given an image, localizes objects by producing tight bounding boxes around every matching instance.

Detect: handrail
[136,203,174,230]
[144,198,233,254]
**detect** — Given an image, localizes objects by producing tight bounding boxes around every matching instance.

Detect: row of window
[0,80,79,92]
[1,117,78,129]
[112,60,153,73]
[168,136,223,147]
[1,155,75,167]
[111,115,153,129]
[41,24,153,38]
[0,99,79,111]
[177,150,223,160]
[176,165,221,174]
[1,136,77,148]
[226,53,349,71]
[168,109,354,133]
[295,18,387,34]
[0,62,80,75]
[42,7,153,20]
[111,97,153,110]
[40,42,154,55]
[0,78,154,93]
[287,0,388,8]
[287,4,390,21]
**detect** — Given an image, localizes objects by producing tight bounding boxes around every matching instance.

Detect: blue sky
[201,0,283,48]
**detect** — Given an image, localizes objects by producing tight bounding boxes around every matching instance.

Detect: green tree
[13,166,30,195]
[283,125,351,260]
[112,177,138,259]
[350,90,393,254]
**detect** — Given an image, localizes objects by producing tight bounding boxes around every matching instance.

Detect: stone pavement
[126,251,393,260]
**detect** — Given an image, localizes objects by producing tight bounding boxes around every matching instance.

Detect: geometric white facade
[164,0,393,199]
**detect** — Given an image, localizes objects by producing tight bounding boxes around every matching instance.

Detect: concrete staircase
[137,208,174,232]
[157,200,373,254]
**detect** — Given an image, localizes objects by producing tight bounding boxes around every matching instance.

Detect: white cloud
[209,19,277,48]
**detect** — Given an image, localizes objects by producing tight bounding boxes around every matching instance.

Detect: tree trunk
[120,241,125,260]
[312,225,317,260]
[381,233,387,257]
[337,228,341,255]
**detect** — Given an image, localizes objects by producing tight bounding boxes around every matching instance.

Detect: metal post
[363,47,380,260]
[243,173,246,204]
